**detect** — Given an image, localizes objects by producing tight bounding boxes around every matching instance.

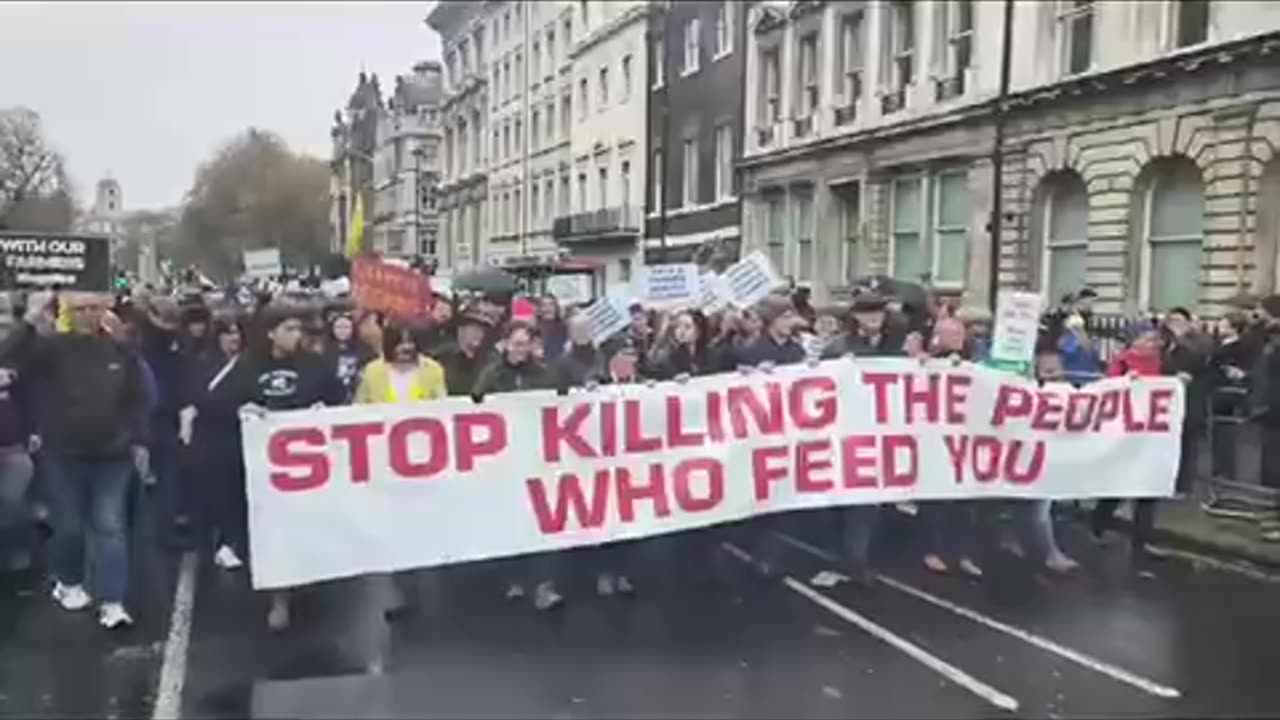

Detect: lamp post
[413,145,426,262]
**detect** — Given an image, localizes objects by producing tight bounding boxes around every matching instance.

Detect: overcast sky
[0,1,440,211]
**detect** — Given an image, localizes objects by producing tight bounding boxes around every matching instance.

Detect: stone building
[329,72,383,255]
[738,0,1280,314]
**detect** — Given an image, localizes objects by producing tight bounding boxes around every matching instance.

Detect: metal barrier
[1204,384,1278,520]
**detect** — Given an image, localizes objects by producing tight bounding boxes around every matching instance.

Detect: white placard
[243,248,282,280]
[546,274,593,306]
[697,272,735,313]
[582,294,630,345]
[724,251,785,308]
[642,263,701,309]
[990,291,1045,366]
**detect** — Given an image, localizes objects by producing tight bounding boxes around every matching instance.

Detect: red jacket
[1107,348,1162,377]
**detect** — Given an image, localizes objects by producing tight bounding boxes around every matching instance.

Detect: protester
[554,312,602,390]
[1251,294,1280,493]
[439,311,494,397]
[8,291,150,629]
[355,309,386,362]
[1208,311,1252,485]
[647,309,711,379]
[140,295,189,548]
[0,294,34,575]
[537,295,567,362]
[1057,312,1103,385]
[355,321,447,404]
[231,303,345,630]
[179,317,248,570]
[323,312,370,402]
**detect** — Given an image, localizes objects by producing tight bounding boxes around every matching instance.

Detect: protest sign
[724,251,784,308]
[243,248,283,280]
[582,294,630,344]
[0,232,110,291]
[352,257,433,319]
[545,274,593,306]
[989,291,1044,375]
[698,272,734,313]
[242,358,1184,589]
[642,263,700,309]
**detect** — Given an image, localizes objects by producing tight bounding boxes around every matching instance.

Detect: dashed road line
[720,542,1020,713]
[152,551,198,720]
[774,532,1182,700]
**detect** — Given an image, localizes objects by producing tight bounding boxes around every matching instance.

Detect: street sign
[243,248,283,280]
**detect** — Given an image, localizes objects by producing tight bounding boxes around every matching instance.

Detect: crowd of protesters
[3,273,1280,634]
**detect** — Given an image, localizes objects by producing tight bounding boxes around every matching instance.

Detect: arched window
[1040,171,1088,303]
[1141,158,1204,311]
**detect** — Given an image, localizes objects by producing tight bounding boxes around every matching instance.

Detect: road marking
[720,542,1020,713]
[774,532,1182,700]
[152,551,198,720]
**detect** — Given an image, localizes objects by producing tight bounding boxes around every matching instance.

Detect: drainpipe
[656,5,670,257]
[986,0,1015,311]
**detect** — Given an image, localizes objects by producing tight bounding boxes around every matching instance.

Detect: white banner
[242,359,1184,590]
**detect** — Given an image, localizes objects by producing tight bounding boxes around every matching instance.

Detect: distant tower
[94,177,123,218]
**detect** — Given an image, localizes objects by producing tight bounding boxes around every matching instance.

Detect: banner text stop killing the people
[241,359,1185,589]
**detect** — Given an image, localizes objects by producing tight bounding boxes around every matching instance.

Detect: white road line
[719,542,1020,713]
[774,532,1183,700]
[152,551,199,720]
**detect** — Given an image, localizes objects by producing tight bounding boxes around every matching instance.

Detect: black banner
[0,232,111,291]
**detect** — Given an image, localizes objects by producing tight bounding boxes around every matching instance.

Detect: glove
[178,406,198,446]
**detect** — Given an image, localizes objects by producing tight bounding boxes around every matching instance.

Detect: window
[504,10,511,41]
[1041,173,1088,303]
[545,178,555,219]
[503,191,511,234]
[620,257,633,283]
[560,171,570,214]
[935,0,973,90]
[1144,160,1205,311]
[564,15,573,47]
[532,183,541,224]
[766,193,786,271]
[1172,0,1210,48]
[561,93,572,136]
[504,58,512,98]
[653,34,666,88]
[599,66,610,107]
[652,149,664,209]
[621,54,633,102]
[578,171,588,211]
[1057,0,1094,76]
[546,29,556,73]
[792,189,814,282]
[887,1,915,90]
[683,18,701,75]
[514,52,523,96]
[796,33,819,117]
[760,48,781,123]
[835,11,866,104]
[891,177,923,281]
[931,171,969,286]
[515,119,522,153]
[598,165,608,208]
[546,100,556,141]
[492,128,501,162]
[714,2,732,58]
[579,77,589,119]
[532,39,541,79]
[514,188,522,232]
[531,110,540,150]
[621,160,631,205]
[714,124,733,200]
[838,183,862,281]
[492,67,500,106]
[681,137,699,206]
[503,122,511,159]
[580,0,590,31]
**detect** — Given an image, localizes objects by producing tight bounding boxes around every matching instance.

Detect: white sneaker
[52,582,92,612]
[596,573,616,597]
[214,545,243,570]
[505,583,525,600]
[533,581,563,611]
[98,603,133,629]
[616,575,634,595]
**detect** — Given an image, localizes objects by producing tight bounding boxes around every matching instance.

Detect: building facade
[739,0,1280,314]
[368,62,446,263]
[646,0,747,271]
[551,0,651,289]
[329,73,383,256]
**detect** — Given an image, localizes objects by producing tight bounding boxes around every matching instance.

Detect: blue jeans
[45,454,134,603]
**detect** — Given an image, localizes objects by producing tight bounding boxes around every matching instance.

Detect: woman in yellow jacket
[354,321,447,404]
[351,321,446,667]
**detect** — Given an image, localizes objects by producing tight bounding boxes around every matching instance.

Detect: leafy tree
[176,128,329,279]
[0,107,75,232]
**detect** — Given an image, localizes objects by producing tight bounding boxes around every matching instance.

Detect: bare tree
[0,107,73,231]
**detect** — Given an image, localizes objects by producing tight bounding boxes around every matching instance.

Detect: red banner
[352,257,433,319]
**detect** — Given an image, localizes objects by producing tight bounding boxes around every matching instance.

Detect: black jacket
[822,328,906,359]
[1251,327,1280,426]
[439,345,491,397]
[220,350,345,412]
[1163,330,1213,425]
[7,324,147,458]
[555,344,602,390]
[738,335,807,367]
[473,358,556,397]
[648,342,711,379]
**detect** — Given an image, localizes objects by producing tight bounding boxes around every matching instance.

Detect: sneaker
[213,545,243,570]
[596,573,616,597]
[923,554,949,574]
[52,582,92,611]
[505,583,525,600]
[1044,552,1079,574]
[267,594,291,632]
[533,581,563,611]
[958,558,984,578]
[615,575,635,595]
[98,603,133,629]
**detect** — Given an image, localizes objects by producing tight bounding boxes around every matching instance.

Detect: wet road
[5,506,1280,719]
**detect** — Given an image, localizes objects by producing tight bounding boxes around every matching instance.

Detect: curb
[1071,505,1280,572]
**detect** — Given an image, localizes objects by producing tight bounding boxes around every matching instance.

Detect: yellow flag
[56,296,71,333]
[344,193,365,259]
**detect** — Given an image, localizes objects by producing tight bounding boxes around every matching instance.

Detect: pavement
[7,502,1280,719]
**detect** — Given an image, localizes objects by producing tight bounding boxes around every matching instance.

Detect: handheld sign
[698,272,734,313]
[545,274,592,306]
[0,232,110,291]
[352,257,434,320]
[988,291,1044,376]
[243,248,283,280]
[582,295,630,345]
[724,251,784,308]
[642,263,700,309]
